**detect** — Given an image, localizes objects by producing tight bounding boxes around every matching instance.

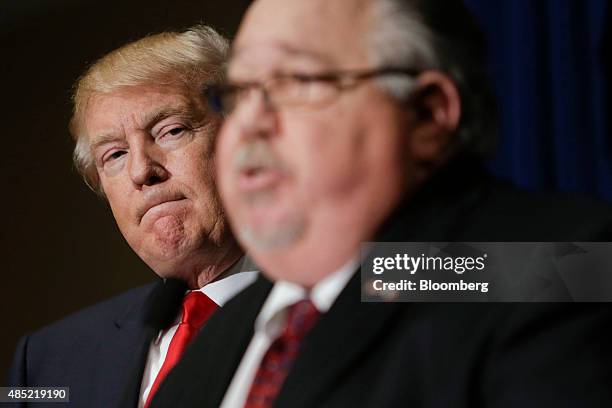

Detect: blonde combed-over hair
[69,24,229,194]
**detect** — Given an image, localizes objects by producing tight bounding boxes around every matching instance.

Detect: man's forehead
[85,87,200,143]
[232,0,372,72]
[88,85,193,110]
[228,42,335,77]
[243,0,372,22]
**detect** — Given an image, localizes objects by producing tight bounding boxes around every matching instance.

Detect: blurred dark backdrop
[0,0,251,378]
[2,0,611,378]
[467,0,612,201]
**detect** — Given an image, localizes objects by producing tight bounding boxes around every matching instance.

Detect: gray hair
[70,24,229,194]
[366,0,497,156]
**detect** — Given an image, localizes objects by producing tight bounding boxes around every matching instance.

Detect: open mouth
[238,166,285,191]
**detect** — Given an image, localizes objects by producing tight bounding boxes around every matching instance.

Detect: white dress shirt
[220,258,358,408]
[138,258,258,408]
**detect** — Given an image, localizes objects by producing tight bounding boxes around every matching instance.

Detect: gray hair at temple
[69,24,229,195]
[366,0,497,156]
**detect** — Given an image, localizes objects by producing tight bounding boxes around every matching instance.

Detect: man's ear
[405,70,461,165]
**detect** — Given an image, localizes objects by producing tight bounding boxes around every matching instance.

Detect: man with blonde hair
[8,25,257,408]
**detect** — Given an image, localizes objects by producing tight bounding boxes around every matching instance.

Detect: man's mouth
[138,193,187,223]
[237,165,286,192]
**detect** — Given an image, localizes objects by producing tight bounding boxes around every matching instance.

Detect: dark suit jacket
[7,281,166,408]
[151,156,612,408]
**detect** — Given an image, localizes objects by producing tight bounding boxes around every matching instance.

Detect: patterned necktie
[245,299,321,408]
[145,291,218,407]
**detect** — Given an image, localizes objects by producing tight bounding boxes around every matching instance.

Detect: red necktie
[245,299,320,408]
[145,291,218,407]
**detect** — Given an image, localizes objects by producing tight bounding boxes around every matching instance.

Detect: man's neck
[192,245,244,289]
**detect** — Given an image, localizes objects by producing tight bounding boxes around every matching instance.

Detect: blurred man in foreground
[151,1,612,407]
[8,25,257,407]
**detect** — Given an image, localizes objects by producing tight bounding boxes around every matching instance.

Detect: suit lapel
[113,281,163,408]
[276,272,405,407]
[115,325,157,408]
[200,276,274,408]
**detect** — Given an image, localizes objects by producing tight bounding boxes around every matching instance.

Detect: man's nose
[128,142,169,187]
[230,89,278,141]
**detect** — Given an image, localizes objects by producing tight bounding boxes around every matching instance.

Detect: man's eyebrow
[90,132,124,152]
[142,105,196,130]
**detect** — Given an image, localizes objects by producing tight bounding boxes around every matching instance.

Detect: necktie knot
[282,299,320,340]
[181,291,217,328]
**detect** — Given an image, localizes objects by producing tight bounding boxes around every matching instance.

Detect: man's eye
[168,127,185,136]
[155,126,189,142]
[290,74,317,83]
[153,122,194,143]
[104,150,126,163]
[159,126,188,140]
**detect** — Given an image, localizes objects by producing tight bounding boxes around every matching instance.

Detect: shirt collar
[195,255,259,306]
[154,256,259,343]
[198,270,258,306]
[254,257,358,337]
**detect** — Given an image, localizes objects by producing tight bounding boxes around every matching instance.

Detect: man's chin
[237,217,305,253]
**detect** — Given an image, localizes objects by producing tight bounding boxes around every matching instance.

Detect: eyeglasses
[204,67,420,115]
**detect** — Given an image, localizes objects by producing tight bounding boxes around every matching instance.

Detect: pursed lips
[137,192,187,224]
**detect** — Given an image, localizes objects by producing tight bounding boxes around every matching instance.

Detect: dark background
[2,0,611,377]
[1,0,251,378]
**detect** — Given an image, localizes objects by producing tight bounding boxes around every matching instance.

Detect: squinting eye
[168,127,185,136]
[291,74,316,83]
[157,126,189,142]
[104,150,126,163]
